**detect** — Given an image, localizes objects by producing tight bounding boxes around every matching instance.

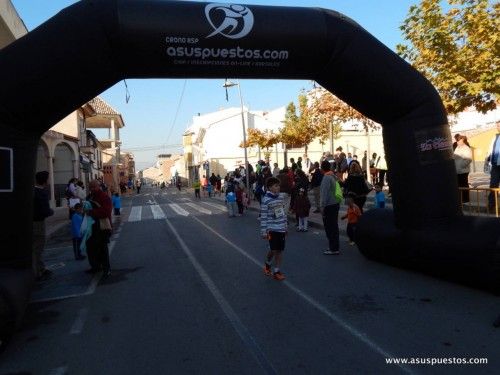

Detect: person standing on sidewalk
[261,177,288,281]
[486,121,500,210]
[320,160,341,255]
[33,171,54,280]
[85,180,113,277]
[112,192,121,216]
[310,162,323,213]
[71,203,86,261]
[453,135,472,203]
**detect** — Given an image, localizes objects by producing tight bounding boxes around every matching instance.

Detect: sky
[11,0,418,170]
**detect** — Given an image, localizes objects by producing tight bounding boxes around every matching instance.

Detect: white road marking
[168,203,189,216]
[199,200,227,211]
[165,217,277,375]
[151,204,166,219]
[128,206,142,222]
[185,202,212,215]
[191,216,414,375]
[70,308,89,335]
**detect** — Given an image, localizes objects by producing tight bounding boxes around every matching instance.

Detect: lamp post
[223,79,250,190]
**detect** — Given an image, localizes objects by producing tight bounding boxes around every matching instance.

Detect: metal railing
[459,187,500,217]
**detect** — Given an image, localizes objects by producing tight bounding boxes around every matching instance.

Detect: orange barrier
[459,187,500,217]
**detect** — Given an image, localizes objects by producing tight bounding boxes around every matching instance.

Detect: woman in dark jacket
[341,162,371,213]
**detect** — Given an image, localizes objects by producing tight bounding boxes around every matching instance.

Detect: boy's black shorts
[268,231,286,251]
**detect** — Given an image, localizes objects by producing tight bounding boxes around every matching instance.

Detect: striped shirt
[260,192,287,236]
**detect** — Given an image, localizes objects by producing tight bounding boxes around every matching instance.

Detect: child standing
[374,183,386,208]
[235,184,244,216]
[242,187,250,211]
[71,203,86,260]
[293,188,311,232]
[341,195,362,245]
[207,183,213,198]
[226,190,237,217]
[112,192,121,216]
[193,179,201,199]
[260,177,288,281]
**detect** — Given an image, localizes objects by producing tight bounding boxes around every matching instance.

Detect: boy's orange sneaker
[273,271,286,281]
[263,265,272,276]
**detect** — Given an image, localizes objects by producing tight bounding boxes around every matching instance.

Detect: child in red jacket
[293,188,311,232]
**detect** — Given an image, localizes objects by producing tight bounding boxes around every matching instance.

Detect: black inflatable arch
[0,0,499,309]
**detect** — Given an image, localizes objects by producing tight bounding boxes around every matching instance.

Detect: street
[0,186,498,375]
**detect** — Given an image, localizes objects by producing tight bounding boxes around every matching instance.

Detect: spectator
[310,161,323,213]
[374,183,386,208]
[452,133,461,151]
[294,188,311,232]
[453,135,472,203]
[112,192,121,216]
[272,162,280,177]
[193,179,201,199]
[33,171,54,280]
[71,203,86,260]
[85,180,113,277]
[341,194,362,245]
[320,160,341,255]
[486,121,500,210]
[342,162,371,213]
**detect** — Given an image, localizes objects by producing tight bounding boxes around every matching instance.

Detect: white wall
[51,112,79,139]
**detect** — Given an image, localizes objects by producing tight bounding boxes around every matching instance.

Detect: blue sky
[11,0,418,169]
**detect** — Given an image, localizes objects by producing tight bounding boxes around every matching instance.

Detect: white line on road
[191,216,414,375]
[70,308,89,335]
[185,202,212,215]
[165,218,277,375]
[199,200,227,211]
[168,203,189,216]
[128,206,142,222]
[151,204,166,219]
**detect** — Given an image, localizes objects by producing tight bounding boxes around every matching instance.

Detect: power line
[165,80,187,145]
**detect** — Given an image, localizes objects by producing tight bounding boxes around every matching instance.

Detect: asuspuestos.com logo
[166,45,289,61]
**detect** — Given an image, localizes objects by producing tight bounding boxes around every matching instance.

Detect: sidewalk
[45,206,70,238]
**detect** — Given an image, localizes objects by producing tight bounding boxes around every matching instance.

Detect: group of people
[256,151,387,281]
[33,174,116,281]
[454,121,500,209]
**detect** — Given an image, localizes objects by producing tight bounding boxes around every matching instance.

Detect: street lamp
[223,79,250,190]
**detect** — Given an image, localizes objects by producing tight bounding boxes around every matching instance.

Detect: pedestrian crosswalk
[128,206,142,222]
[122,200,227,222]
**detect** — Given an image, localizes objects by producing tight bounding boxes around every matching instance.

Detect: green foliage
[397,0,499,113]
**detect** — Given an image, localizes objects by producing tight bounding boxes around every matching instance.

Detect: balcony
[80,146,94,154]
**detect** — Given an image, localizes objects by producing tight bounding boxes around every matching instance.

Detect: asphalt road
[0,186,498,375]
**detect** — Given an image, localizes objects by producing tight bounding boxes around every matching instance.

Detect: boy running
[260,177,288,281]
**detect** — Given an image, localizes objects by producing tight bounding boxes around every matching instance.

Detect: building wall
[51,112,79,139]
[0,0,27,49]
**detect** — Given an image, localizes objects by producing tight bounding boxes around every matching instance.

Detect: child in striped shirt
[260,177,288,281]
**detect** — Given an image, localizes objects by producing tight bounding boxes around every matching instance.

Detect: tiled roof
[88,96,120,115]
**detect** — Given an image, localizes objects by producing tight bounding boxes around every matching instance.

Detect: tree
[396,0,499,114]
[241,128,280,163]
[280,94,317,154]
[308,87,378,145]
